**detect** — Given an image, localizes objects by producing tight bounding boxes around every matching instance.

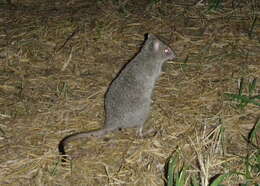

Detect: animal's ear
[152,40,160,51]
[144,33,160,51]
[147,33,156,40]
[146,34,160,51]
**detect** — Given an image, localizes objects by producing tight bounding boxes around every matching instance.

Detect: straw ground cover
[0,0,259,185]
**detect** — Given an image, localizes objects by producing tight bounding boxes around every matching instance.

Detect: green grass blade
[239,78,244,96]
[224,94,260,107]
[176,167,187,185]
[249,17,257,39]
[220,125,226,155]
[167,156,177,186]
[253,95,260,100]
[208,0,222,11]
[249,78,257,96]
[249,120,260,146]
[210,172,234,186]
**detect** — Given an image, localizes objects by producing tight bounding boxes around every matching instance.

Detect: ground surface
[0,0,259,185]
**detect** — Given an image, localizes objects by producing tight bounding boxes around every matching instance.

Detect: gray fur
[59,34,176,158]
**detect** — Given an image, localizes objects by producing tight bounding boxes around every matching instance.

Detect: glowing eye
[164,48,170,54]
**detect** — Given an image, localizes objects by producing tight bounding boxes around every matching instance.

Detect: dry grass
[0,0,259,185]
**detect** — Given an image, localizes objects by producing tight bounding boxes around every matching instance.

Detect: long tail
[58,128,114,159]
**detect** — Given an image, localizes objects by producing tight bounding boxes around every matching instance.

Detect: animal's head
[144,34,176,61]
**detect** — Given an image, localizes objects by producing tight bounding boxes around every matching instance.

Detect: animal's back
[105,64,152,129]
